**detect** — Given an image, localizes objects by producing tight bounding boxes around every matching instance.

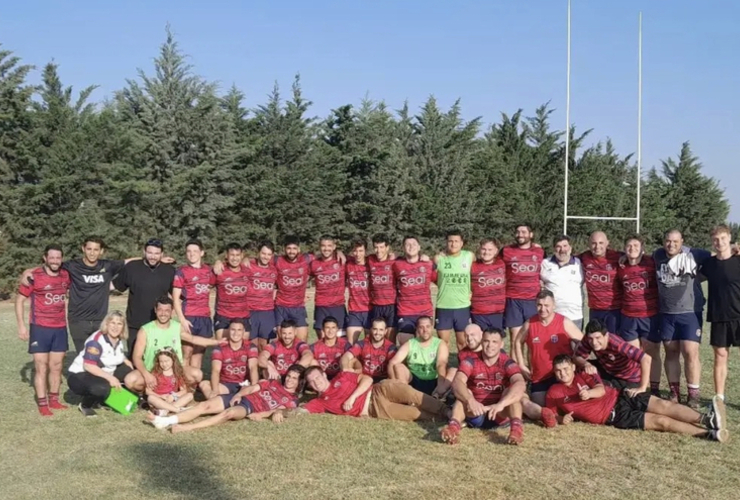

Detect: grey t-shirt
[653,247,710,315]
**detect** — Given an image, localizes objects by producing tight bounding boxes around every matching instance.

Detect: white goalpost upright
[562,1,643,235]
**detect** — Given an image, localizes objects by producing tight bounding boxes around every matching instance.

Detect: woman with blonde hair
[67,310,138,417]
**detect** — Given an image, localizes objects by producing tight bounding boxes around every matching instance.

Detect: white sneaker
[151,416,171,430]
[709,428,730,443]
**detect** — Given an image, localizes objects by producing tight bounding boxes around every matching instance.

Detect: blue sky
[1,0,737,221]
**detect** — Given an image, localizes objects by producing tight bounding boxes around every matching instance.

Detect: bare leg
[190,346,205,370]
[644,413,707,437]
[172,406,248,434]
[199,381,213,395]
[397,333,414,345]
[454,331,466,352]
[184,367,203,386]
[664,340,681,391]
[392,364,413,384]
[295,327,308,342]
[509,326,523,354]
[713,347,729,397]
[48,352,65,395]
[125,370,146,393]
[646,395,702,425]
[641,339,662,391]
[182,344,194,367]
[148,396,226,425]
[346,327,362,345]
[437,329,452,346]
[174,393,194,408]
[32,353,50,400]
[214,329,225,341]
[627,338,640,348]
[148,394,182,413]
[386,328,397,344]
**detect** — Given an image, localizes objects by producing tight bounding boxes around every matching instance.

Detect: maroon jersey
[457,347,480,365]
[245,260,278,311]
[580,250,623,310]
[393,259,435,317]
[577,334,644,384]
[274,254,313,308]
[470,259,506,314]
[501,245,545,300]
[264,340,310,375]
[368,255,396,306]
[304,371,370,417]
[545,372,618,425]
[246,379,299,414]
[348,339,397,378]
[214,265,250,318]
[310,257,346,308]
[19,267,70,328]
[459,352,521,406]
[526,313,573,383]
[310,338,350,378]
[618,256,658,318]
[211,342,258,384]
[153,373,180,395]
[173,264,215,317]
[346,259,370,312]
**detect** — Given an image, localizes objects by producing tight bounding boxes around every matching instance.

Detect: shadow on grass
[128,442,236,500]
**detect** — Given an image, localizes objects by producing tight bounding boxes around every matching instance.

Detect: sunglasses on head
[146,238,163,249]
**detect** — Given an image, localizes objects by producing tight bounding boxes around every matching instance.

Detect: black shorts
[530,376,557,394]
[410,375,437,396]
[606,392,651,430]
[710,321,740,348]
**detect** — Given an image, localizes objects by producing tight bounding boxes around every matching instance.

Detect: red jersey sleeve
[247,344,259,359]
[18,282,33,297]
[575,339,592,359]
[173,270,185,289]
[545,386,561,414]
[503,358,522,378]
[211,347,224,363]
[618,342,645,362]
[349,341,363,357]
[264,343,276,356]
[459,358,475,378]
[304,398,326,414]
[296,341,309,355]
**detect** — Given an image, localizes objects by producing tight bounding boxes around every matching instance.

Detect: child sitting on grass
[146,349,193,414]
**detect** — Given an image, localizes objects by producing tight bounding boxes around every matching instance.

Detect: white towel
[668,252,697,277]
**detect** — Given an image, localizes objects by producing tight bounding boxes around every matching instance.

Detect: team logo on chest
[550,335,559,344]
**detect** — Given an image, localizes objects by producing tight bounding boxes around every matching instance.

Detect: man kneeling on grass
[279,366,449,421]
[147,364,305,433]
[544,355,729,442]
[440,328,526,445]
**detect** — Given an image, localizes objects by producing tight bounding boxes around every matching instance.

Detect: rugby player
[345,239,371,344]
[457,323,484,365]
[310,235,347,337]
[244,241,278,350]
[654,230,710,407]
[441,328,526,445]
[172,238,215,369]
[283,367,449,421]
[540,235,584,329]
[368,233,398,342]
[147,364,305,433]
[310,317,350,379]
[273,236,314,342]
[701,225,740,402]
[434,229,474,349]
[501,224,546,348]
[470,238,506,332]
[387,316,454,397]
[579,231,623,334]
[213,243,250,341]
[16,245,71,415]
[258,320,314,379]
[545,355,728,442]
[341,317,397,382]
[127,296,218,393]
[394,236,435,344]
[198,320,259,400]
[113,238,176,353]
[618,235,661,395]
[574,319,651,392]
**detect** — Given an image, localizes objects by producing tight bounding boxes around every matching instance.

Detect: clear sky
[1,0,737,221]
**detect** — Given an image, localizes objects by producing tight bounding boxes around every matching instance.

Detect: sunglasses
[145,238,164,249]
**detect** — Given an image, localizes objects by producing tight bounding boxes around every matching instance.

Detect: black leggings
[67,365,133,407]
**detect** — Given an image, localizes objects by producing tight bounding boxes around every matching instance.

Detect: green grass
[2,295,740,500]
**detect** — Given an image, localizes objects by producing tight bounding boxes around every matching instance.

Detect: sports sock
[716,394,725,401]
[510,418,523,428]
[447,418,461,427]
[650,382,660,396]
[37,396,53,417]
[48,392,68,410]
[687,384,700,400]
[669,382,680,398]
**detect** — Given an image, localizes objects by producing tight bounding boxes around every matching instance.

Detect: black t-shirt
[701,256,740,322]
[113,260,175,329]
[62,258,125,322]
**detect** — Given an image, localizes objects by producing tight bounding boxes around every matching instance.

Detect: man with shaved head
[457,323,484,365]
[579,231,624,336]
[653,229,711,407]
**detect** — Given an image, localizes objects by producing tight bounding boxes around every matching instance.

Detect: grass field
[2,295,740,500]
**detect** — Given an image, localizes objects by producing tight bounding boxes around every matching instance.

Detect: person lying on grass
[146,364,305,433]
[544,355,729,442]
[440,328,526,445]
[146,349,193,415]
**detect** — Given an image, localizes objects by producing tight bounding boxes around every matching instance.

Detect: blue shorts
[410,375,437,395]
[589,309,622,334]
[620,315,660,343]
[186,316,213,338]
[371,305,397,328]
[396,315,421,334]
[471,313,505,332]
[250,310,277,340]
[275,306,308,328]
[504,299,537,329]
[345,311,370,329]
[220,393,253,413]
[695,310,704,332]
[435,307,471,332]
[28,325,68,354]
[314,305,346,331]
[661,313,702,343]
[466,413,509,430]
[213,314,251,333]
[222,382,242,394]
[530,376,557,394]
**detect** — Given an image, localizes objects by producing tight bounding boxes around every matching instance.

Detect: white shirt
[69,331,126,375]
[540,256,584,321]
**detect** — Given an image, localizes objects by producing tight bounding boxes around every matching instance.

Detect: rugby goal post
[563,1,642,235]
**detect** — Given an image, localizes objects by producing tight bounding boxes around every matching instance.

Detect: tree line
[0,29,733,295]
